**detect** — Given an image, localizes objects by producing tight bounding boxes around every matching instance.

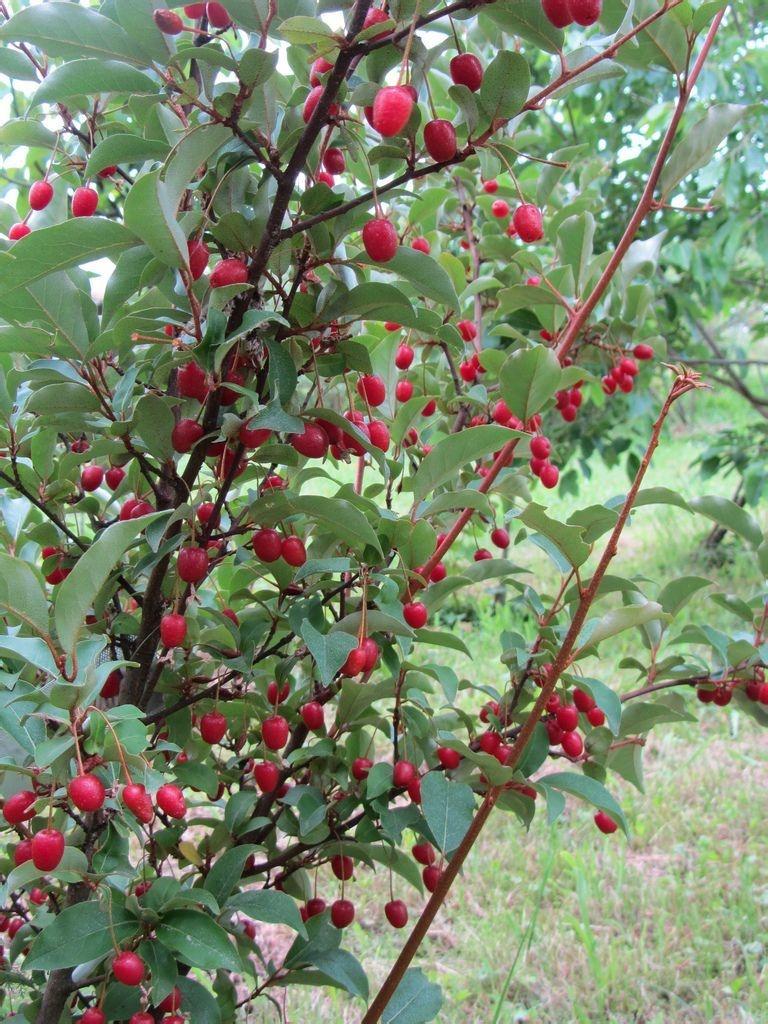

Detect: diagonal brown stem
[361,370,706,1023]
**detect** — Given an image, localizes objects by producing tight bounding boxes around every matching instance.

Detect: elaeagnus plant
[0,1,763,1022]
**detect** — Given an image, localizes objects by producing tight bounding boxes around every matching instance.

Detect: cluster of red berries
[544,687,605,759]
[601,346,653,396]
[154,3,232,35]
[541,0,603,29]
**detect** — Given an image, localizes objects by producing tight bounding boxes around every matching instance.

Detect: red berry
[31,828,65,872]
[206,2,232,28]
[305,896,326,918]
[540,463,560,489]
[385,899,408,928]
[397,342,415,370]
[252,528,283,562]
[331,898,355,929]
[570,0,602,25]
[171,418,204,453]
[105,466,125,489]
[421,398,436,416]
[177,545,208,583]
[594,810,618,834]
[474,548,492,561]
[343,646,368,677]
[457,319,478,342]
[403,601,428,628]
[422,864,442,892]
[72,186,99,218]
[362,218,398,263]
[100,668,122,698]
[542,0,574,27]
[367,419,390,452]
[351,756,373,780]
[3,790,36,825]
[80,465,104,492]
[491,199,510,218]
[303,85,337,124]
[331,854,354,881]
[490,527,509,549]
[210,258,248,288]
[479,730,501,755]
[178,361,209,402]
[362,637,379,671]
[112,950,145,986]
[572,687,595,712]
[80,1010,107,1024]
[200,710,227,744]
[561,730,583,757]
[513,204,544,242]
[459,360,477,382]
[587,706,605,727]
[634,343,654,360]
[157,987,182,1013]
[29,179,54,211]
[14,839,33,865]
[310,56,333,85]
[121,783,154,824]
[262,714,289,750]
[423,119,457,162]
[129,1015,154,1024]
[281,536,306,567]
[395,379,414,402]
[363,6,390,35]
[266,680,289,705]
[357,373,387,406]
[154,8,184,33]
[411,236,430,254]
[392,760,417,788]
[323,147,345,174]
[156,783,186,819]
[556,705,579,732]
[9,222,31,240]
[530,435,551,459]
[450,53,483,92]
[253,761,280,792]
[482,179,498,193]
[187,238,209,280]
[436,746,461,770]
[371,85,414,137]
[160,613,187,648]
[412,841,435,865]
[301,701,325,731]
[68,773,105,813]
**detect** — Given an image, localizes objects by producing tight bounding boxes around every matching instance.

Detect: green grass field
[277,385,768,1023]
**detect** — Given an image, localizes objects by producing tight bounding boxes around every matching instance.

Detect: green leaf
[254,492,382,557]
[357,248,459,309]
[514,503,591,568]
[0,554,49,638]
[412,424,521,504]
[124,171,187,267]
[133,395,176,462]
[55,512,163,655]
[499,345,562,421]
[0,48,39,81]
[31,60,157,106]
[323,283,414,325]
[0,2,144,64]
[485,0,563,53]
[420,773,475,857]
[86,134,170,177]
[556,213,595,292]
[24,900,137,971]
[303,948,369,999]
[540,771,628,834]
[2,220,138,292]
[658,576,712,616]
[577,602,666,654]
[619,700,695,736]
[660,104,745,197]
[0,119,58,150]
[204,846,259,906]
[479,51,530,123]
[300,620,357,685]
[382,968,443,1024]
[155,910,241,972]
[277,15,337,48]
[177,977,223,1024]
[497,284,564,313]
[227,889,307,937]
[689,494,762,548]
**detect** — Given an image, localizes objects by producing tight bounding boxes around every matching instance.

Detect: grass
[275,385,768,1024]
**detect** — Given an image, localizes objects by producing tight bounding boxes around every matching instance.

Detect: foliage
[0,1,764,1023]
